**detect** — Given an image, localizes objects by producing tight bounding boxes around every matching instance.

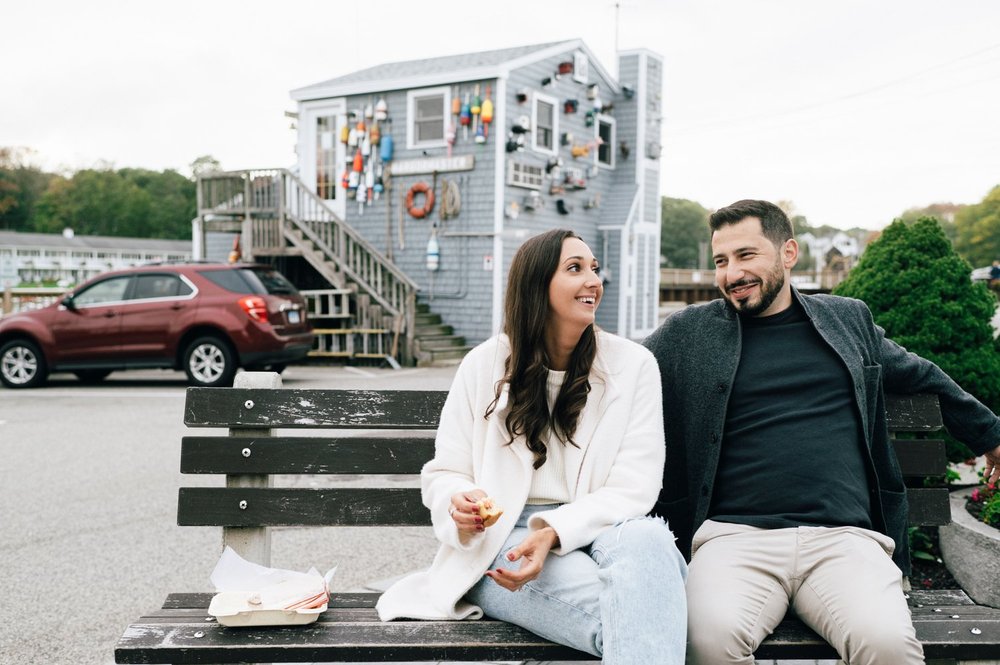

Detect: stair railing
[197,169,419,364]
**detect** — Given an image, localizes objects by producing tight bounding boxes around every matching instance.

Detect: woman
[376,229,687,663]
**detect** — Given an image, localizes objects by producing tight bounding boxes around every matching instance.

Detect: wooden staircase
[413,303,474,366]
[195,169,468,366]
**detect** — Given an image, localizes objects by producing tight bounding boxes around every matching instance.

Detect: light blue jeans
[465,504,688,664]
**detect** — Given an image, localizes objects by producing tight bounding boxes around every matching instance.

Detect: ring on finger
[448,505,456,516]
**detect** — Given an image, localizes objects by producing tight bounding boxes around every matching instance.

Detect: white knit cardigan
[375,331,666,621]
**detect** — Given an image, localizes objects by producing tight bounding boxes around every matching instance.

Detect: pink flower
[972,489,981,502]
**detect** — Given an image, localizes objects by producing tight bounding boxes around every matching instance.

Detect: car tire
[74,369,113,384]
[0,339,48,389]
[183,336,236,387]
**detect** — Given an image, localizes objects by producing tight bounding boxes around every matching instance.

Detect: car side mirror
[61,295,77,311]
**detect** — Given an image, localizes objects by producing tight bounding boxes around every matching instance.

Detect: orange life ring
[406,182,435,219]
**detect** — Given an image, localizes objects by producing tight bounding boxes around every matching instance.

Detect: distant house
[0,230,191,287]
[194,39,663,364]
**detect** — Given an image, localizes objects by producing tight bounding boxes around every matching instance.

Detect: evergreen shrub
[833,218,1000,461]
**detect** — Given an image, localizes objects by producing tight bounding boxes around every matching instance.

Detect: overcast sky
[4,0,999,230]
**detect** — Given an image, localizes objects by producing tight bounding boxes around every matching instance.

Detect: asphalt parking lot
[0,363,457,665]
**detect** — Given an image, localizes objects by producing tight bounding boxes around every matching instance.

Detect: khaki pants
[686,519,924,665]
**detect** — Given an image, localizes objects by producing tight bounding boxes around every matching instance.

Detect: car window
[246,268,298,295]
[132,274,193,300]
[73,276,132,306]
[198,267,298,295]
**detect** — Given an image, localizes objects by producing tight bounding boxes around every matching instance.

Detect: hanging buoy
[339,124,350,144]
[446,122,456,156]
[426,230,440,272]
[380,134,394,162]
[481,85,494,138]
[370,122,380,145]
[459,93,471,140]
[375,98,388,121]
[406,181,435,219]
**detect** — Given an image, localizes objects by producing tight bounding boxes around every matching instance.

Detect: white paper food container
[208,591,328,627]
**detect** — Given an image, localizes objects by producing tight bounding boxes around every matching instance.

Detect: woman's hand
[485,527,560,592]
[448,490,487,534]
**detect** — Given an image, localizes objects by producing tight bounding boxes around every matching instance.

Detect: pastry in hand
[476,497,503,527]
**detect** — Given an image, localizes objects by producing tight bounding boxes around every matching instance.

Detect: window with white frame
[532,93,558,154]
[315,114,338,200]
[596,114,616,168]
[407,87,449,148]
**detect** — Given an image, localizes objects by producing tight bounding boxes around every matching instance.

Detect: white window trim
[407,86,450,149]
[531,92,559,156]
[595,113,616,169]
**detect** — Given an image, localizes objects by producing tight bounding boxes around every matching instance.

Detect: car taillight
[238,296,269,322]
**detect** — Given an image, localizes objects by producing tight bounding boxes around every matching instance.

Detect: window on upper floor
[407,87,449,149]
[532,93,558,155]
[596,114,616,168]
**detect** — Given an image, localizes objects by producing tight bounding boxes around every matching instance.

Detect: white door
[298,99,347,219]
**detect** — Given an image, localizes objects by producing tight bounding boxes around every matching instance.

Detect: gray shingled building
[194,39,662,365]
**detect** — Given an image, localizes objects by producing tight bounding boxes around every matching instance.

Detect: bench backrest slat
[884,394,943,431]
[181,436,435,474]
[184,388,449,429]
[178,487,427,526]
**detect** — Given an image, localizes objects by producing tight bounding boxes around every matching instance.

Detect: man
[644,199,1000,664]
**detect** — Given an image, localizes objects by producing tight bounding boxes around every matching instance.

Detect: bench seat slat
[181,436,435,474]
[184,389,448,429]
[115,589,1000,664]
[178,488,428,526]
[115,616,597,664]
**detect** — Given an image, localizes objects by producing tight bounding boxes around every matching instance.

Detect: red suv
[0,263,314,388]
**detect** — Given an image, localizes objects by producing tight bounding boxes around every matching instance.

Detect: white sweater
[375,331,666,621]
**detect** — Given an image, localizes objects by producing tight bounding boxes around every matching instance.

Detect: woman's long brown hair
[485,229,597,468]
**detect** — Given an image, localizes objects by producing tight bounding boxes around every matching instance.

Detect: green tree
[661,197,710,268]
[32,167,195,239]
[34,168,152,236]
[954,185,1000,268]
[834,217,1000,460]
[120,168,196,238]
[0,147,55,231]
[898,203,961,245]
[190,155,222,178]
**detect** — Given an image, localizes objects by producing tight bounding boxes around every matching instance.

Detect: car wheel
[183,336,236,387]
[74,369,113,384]
[0,339,48,389]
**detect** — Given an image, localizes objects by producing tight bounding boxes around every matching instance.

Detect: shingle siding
[293,41,662,345]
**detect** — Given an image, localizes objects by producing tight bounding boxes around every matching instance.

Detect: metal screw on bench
[194,631,205,639]
[242,448,252,458]
[239,500,248,510]
[244,400,254,409]
[972,628,982,635]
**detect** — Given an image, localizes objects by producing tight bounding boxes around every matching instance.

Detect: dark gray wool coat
[643,289,1000,574]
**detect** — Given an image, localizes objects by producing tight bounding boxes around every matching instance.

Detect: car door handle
[103,311,118,318]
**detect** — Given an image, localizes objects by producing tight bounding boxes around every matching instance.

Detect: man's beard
[723,263,785,317]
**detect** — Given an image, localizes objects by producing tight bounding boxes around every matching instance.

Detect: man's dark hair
[709,199,793,248]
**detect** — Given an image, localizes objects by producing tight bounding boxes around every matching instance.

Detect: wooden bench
[115,373,1000,664]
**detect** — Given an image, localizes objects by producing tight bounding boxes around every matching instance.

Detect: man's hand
[984,445,1000,485]
[485,526,559,592]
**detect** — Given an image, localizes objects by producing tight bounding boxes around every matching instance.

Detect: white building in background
[798,231,861,272]
[0,230,191,287]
